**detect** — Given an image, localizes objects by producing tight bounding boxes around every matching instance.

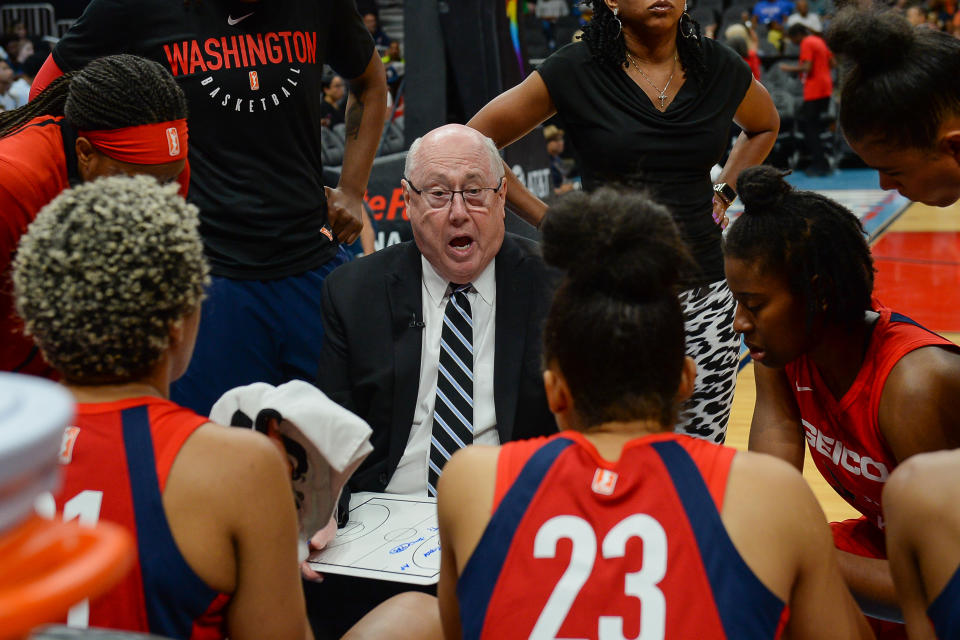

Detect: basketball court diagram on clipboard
[307,493,440,585]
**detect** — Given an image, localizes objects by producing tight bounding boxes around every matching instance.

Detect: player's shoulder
[437,445,500,530]
[884,449,960,516]
[725,450,830,570]
[0,115,64,153]
[731,449,805,482]
[886,341,960,391]
[180,422,289,488]
[162,422,294,545]
[880,344,960,435]
[728,449,814,515]
[441,444,501,491]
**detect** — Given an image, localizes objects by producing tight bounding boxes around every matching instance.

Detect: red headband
[78,119,188,165]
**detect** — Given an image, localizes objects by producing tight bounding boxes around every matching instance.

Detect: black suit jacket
[317,234,559,495]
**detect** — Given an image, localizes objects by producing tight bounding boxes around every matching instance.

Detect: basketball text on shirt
[162,32,318,112]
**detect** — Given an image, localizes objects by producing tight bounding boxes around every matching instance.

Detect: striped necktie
[427,283,474,497]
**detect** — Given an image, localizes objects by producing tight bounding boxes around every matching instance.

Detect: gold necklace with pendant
[626,52,678,111]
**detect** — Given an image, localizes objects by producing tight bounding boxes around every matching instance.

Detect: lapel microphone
[409,313,425,329]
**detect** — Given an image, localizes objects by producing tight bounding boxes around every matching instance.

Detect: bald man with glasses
[308,123,558,635]
[317,123,558,499]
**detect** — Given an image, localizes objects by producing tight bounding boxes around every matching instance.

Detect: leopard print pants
[676,279,739,444]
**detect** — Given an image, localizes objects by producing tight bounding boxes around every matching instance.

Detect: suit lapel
[387,243,424,473]
[494,237,532,443]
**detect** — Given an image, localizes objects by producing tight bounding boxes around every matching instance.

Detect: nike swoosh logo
[227,11,255,25]
[796,382,813,392]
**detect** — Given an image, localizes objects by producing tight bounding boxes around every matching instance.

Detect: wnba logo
[249,70,260,90]
[591,468,618,495]
[165,127,180,157]
[59,426,81,464]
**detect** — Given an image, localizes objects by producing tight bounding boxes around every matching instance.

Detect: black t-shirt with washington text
[538,38,751,286]
[53,0,374,278]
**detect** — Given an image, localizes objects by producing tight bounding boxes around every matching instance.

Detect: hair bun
[736,165,793,214]
[541,188,692,300]
[826,7,914,76]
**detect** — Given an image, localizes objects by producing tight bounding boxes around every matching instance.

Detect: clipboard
[306,492,440,585]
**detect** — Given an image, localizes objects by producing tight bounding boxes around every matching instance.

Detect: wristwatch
[713,182,737,206]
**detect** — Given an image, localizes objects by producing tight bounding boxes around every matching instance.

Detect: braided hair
[0,54,187,138]
[541,187,695,428]
[724,166,874,330]
[580,0,708,88]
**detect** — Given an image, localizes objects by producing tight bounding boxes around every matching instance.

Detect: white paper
[306,492,440,585]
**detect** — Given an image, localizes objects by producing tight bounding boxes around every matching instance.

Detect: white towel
[210,380,373,561]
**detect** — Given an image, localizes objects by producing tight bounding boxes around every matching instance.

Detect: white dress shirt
[386,257,499,495]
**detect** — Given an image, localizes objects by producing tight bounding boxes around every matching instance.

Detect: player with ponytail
[437,187,870,640]
[726,165,960,638]
[827,6,960,206]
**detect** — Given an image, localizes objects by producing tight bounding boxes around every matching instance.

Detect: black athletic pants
[800,97,831,174]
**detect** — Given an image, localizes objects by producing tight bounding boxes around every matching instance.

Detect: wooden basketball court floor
[726,196,960,521]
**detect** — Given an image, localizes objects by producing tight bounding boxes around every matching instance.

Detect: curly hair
[580,0,708,88]
[12,175,209,384]
[541,187,694,428]
[724,166,874,330]
[0,54,188,138]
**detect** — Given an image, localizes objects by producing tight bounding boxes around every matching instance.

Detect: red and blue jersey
[55,396,230,639]
[785,308,959,534]
[0,115,71,380]
[457,431,788,640]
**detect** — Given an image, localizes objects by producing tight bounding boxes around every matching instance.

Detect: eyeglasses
[405,177,504,209]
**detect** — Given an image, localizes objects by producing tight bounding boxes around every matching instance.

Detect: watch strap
[713,182,737,205]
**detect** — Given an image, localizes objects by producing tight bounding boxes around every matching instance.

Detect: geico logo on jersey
[802,419,889,482]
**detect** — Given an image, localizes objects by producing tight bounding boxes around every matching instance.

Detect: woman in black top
[469,0,779,443]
